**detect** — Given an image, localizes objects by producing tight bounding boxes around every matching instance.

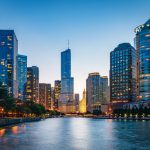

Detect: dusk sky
[0,0,150,97]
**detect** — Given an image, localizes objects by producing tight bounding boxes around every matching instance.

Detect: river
[0,118,150,150]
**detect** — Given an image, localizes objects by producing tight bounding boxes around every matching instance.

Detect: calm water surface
[0,118,150,150]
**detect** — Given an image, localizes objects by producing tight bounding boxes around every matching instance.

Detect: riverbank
[0,117,42,127]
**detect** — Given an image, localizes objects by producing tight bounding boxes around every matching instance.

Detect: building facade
[135,19,150,101]
[86,72,102,113]
[59,48,74,113]
[101,76,109,104]
[39,83,51,110]
[74,93,79,113]
[79,89,86,113]
[54,80,61,110]
[25,66,39,102]
[0,30,18,98]
[17,54,27,100]
[110,43,136,103]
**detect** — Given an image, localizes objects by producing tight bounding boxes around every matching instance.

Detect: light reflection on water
[0,118,150,150]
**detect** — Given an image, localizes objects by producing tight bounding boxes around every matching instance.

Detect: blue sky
[0,0,150,97]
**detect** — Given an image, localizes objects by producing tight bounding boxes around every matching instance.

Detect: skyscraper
[135,19,150,101]
[86,72,102,113]
[110,43,136,103]
[25,66,39,102]
[59,48,74,113]
[17,54,27,100]
[0,30,18,98]
[54,80,61,110]
[39,83,51,110]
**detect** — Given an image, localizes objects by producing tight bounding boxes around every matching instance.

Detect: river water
[0,118,150,150]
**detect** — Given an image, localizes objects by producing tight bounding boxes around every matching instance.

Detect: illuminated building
[39,83,51,110]
[79,89,86,113]
[135,19,150,101]
[17,54,27,100]
[25,66,39,102]
[86,73,109,113]
[59,48,74,113]
[86,72,101,113]
[0,30,18,98]
[54,80,61,110]
[110,43,136,103]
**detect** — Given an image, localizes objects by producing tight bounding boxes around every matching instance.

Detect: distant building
[25,66,39,102]
[39,83,51,110]
[135,19,150,101]
[86,73,109,113]
[0,30,18,98]
[59,48,74,113]
[54,80,61,110]
[74,93,79,113]
[110,43,136,103]
[79,89,86,113]
[101,76,109,104]
[86,73,101,113]
[17,54,27,100]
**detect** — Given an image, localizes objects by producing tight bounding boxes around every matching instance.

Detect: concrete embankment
[0,117,42,127]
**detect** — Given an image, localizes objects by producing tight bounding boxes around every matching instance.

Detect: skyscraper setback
[0,30,18,98]
[59,48,74,113]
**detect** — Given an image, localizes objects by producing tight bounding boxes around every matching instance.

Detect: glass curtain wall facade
[25,66,39,102]
[17,54,27,100]
[110,43,136,103]
[135,19,150,101]
[0,30,18,98]
[86,73,102,113]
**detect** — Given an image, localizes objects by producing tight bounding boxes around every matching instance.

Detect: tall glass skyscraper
[135,19,150,101]
[110,43,136,103]
[17,54,27,100]
[0,30,18,98]
[86,73,109,113]
[59,48,74,113]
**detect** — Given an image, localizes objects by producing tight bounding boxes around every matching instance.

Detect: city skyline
[0,0,150,96]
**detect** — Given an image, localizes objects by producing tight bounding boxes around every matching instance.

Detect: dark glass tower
[59,48,74,113]
[135,19,150,101]
[110,43,136,103]
[0,30,18,98]
[25,66,39,102]
[17,54,27,100]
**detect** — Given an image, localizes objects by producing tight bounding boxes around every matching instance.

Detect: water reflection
[0,129,6,137]
[0,118,150,150]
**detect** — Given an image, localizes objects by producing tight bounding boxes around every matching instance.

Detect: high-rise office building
[59,48,74,113]
[86,72,102,113]
[110,43,136,103]
[135,19,150,101]
[39,83,51,110]
[0,30,18,98]
[17,54,27,100]
[54,80,61,110]
[25,66,39,102]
